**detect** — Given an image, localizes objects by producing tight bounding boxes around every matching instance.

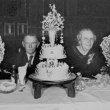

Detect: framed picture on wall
[17,23,28,35]
[4,23,15,36]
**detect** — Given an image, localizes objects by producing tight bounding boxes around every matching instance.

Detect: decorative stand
[29,74,76,99]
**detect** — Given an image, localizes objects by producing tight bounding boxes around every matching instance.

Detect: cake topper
[100,35,110,66]
[0,36,5,64]
[42,4,65,44]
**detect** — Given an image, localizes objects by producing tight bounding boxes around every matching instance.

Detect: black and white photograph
[0,0,110,110]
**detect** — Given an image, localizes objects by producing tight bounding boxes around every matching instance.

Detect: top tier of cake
[40,44,66,59]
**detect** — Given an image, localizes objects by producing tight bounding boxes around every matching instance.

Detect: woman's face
[79,31,95,51]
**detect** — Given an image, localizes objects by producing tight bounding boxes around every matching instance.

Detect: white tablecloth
[0,81,110,110]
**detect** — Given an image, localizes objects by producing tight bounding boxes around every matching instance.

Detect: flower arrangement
[100,35,110,66]
[41,4,65,44]
[0,36,5,64]
[75,73,110,91]
[42,4,64,31]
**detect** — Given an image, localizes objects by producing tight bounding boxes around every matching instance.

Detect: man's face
[79,31,95,51]
[22,35,39,55]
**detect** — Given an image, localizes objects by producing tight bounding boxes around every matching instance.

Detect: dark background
[0,0,110,55]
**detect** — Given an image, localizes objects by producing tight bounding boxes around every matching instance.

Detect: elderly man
[14,34,41,89]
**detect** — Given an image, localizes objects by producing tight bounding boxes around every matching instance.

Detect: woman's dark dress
[65,45,106,78]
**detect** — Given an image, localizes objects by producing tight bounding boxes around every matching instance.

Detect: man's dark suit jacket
[13,44,41,78]
[14,49,40,67]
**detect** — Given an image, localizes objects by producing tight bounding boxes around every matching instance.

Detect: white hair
[77,28,96,43]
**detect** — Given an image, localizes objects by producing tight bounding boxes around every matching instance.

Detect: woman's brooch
[87,53,95,64]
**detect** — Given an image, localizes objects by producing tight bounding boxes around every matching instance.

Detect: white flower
[0,36,5,64]
[87,53,94,64]
[77,72,81,76]
[42,4,64,31]
[100,35,110,66]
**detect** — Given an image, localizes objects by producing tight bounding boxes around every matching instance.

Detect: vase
[48,30,56,46]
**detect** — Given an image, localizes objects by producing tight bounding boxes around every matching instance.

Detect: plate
[0,81,16,93]
[29,73,76,84]
[0,79,11,83]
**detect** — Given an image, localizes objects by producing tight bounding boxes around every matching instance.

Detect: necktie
[28,55,33,67]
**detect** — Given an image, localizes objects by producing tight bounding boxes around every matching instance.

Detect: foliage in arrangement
[75,74,110,91]
[100,35,110,66]
[0,36,5,64]
[42,4,64,31]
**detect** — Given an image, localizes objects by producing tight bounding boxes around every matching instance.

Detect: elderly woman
[66,28,106,79]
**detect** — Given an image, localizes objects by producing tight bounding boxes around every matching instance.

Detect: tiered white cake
[36,44,70,81]
[34,4,72,81]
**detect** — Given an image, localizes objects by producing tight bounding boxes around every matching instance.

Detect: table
[29,74,76,99]
[0,80,110,110]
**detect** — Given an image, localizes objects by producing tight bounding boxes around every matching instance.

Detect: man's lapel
[22,51,28,64]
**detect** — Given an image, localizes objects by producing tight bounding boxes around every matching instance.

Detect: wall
[1,0,110,54]
[28,0,110,46]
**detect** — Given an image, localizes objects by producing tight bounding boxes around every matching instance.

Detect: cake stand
[29,73,76,99]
